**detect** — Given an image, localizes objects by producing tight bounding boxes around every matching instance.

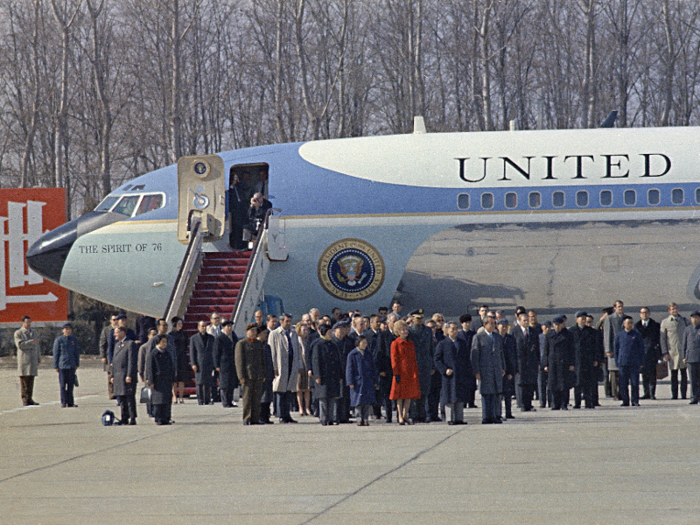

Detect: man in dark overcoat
[331,320,354,422]
[235,323,266,424]
[571,311,602,409]
[111,326,137,424]
[543,316,575,410]
[190,320,215,405]
[146,335,176,425]
[408,309,435,423]
[434,322,471,425]
[457,314,477,408]
[471,316,505,424]
[363,314,383,420]
[312,325,343,426]
[512,311,540,412]
[635,307,662,400]
[497,319,517,419]
[375,314,397,422]
[214,321,239,408]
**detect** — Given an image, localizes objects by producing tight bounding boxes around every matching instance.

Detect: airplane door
[177,154,226,243]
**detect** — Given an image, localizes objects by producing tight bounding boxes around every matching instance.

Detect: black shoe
[113,421,123,426]
[61,403,67,408]
[621,403,629,407]
[447,421,455,425]
[493,419,502,424]
[284,418,298,424]
[690,400,699,405]
[573,405,581,409]
[631,402,640,406]
[129,419,136,425]
[506,414,515,419]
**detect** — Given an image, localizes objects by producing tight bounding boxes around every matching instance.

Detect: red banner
[0,188,68,323]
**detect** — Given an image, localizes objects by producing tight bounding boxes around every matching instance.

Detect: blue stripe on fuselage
[108,143,700,221]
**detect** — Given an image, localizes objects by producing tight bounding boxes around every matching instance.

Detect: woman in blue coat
[346,336,378,426]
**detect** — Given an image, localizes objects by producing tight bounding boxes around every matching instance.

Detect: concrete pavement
[1,364,699,524]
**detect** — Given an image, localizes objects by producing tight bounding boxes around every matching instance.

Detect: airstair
[163,212,286,336]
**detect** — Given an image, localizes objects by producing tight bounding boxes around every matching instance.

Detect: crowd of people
[12,298,700,426]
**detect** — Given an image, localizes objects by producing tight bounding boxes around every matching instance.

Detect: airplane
[26,117,700,331]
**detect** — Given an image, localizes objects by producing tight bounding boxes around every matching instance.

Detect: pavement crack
[299,428,463,524]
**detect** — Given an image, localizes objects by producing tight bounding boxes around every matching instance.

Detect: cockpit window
[95,192,165,217]
[112,195,140,216]
[95,196,119,212]
[135,194,164,216]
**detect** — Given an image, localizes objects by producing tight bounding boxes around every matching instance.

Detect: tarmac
[1,361,700,525]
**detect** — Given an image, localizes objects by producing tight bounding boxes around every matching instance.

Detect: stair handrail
[163,215,204,322]
[230,209,274,334]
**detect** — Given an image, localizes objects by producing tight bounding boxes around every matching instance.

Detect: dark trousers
[688,363,700,402]
[196,383,212,405]
[117,393,137,422]
[220,388,234,408]
[427,373,442,421]
[642,362,657,398]
[153,403,171,424]
[538,370,551,407]
[58,368,76,406]
[260,401,271,423]
[552,389,568,410]
[519,382,535,411]
[242,380,263,423]
[481,394,497,423]
[466,377,477,407]
[378,375,393,421]
[410,392,428,422]
[275,391,292,421]
[19,375,36,405]
[318,397,338,425]
[671,368,688,399]
[356,404,371,422]
[619,365,640,405]
[574,372,596,408]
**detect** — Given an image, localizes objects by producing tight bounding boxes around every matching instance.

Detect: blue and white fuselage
[27,126,700,317]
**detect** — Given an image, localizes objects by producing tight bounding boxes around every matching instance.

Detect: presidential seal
[317,239,385,301]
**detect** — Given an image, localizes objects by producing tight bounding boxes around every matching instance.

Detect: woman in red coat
[390,320,421,424]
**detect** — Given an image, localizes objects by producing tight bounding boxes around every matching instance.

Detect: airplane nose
[26,219,77,283]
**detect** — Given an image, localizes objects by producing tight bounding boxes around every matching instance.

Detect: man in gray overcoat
[603,300,625,400]
[408,309,435,423]
[111,326,138,425]
[661,302,689,399]
[14,316,40,406]
[471,316,505,424]
[269,313,303,423]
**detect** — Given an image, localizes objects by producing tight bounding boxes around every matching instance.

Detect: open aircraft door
[177,154,226,243]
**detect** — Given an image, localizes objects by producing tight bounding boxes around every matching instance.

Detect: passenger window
[481,193,494,209]
[624,189,636,206]
[672,188,684,204]
[552,191,565,208]
[135,194,164,216]
[648,189,660,205]
[457,193,470,210]
[600,190,613,206]
[576,191,588,207]
[112,195,140,216]
[95,196,119,212]
[528,192,541,208]
[695,188,700,204]
[505,192,517,209]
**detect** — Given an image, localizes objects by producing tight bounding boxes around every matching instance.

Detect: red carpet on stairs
[182,251,252,334]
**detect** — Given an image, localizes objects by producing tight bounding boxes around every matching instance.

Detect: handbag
[74,373,79,387]
[140,386,152,404]
[656,360,669,381]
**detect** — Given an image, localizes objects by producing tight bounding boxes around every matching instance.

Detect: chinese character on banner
[0,188,69,323]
